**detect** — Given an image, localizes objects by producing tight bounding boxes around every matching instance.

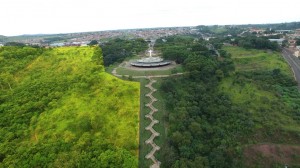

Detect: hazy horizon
[1,0,300,36]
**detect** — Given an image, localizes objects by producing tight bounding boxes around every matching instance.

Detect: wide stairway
[144,77,161,168]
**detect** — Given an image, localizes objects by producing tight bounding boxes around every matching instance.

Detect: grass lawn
[115,65,183,76]
[151,78,168,164]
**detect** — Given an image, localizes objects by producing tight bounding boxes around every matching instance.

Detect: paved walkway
[144,77,161,168]
[111,62,184,168]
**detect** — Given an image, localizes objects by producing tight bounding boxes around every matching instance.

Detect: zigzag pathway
[144,77,161,168]
[111,64,184,167]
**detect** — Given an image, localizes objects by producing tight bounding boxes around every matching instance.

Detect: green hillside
[222,46,300,167]
[0,46,140,167]
[226,46,292,74]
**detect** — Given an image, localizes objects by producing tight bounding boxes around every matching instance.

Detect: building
[269,39,285,45]
[275,30,292,34]
[0,43,3,47]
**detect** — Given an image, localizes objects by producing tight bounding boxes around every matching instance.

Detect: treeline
[100,38,148,66]
[232,36,280,50]
[211,36,280,51]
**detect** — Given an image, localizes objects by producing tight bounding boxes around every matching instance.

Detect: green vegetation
[88,40,99,46]
[100,38,148,66]
[160,53,241,167]
[151,79,168,163]
[2,29,300,167]
[224,46,291,74]
[221,46,300,167]
[232,36,280,51]
[158,34,300,167]
[4,42,26,47]
[0,46,140,167]
[155,35,216,64]
[138,78,168,168]
[138,78,153,167]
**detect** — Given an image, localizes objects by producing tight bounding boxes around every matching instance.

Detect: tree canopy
[0,46,139,167]
[158,35,300,167]
[100,38,147,66]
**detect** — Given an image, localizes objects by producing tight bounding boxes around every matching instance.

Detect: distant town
[0,27,192,47]
[1,23,300,57]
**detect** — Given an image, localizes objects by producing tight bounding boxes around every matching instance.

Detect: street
[282,48,300,88]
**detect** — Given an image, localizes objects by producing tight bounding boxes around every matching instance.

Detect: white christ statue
[148,50,153,57]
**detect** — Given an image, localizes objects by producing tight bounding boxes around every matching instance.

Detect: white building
[269,39,285,45]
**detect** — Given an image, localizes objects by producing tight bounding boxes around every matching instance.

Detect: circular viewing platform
[130,57,171,67]
[137,57,163,63]
[130,61,171,67]
[131,44,171,68]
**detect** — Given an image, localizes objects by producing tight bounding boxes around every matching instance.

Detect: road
[282,48,300,88]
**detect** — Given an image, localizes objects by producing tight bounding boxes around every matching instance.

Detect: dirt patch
[244,144,300,167]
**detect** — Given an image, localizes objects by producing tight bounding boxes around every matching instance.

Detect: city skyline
[1,0,300,36]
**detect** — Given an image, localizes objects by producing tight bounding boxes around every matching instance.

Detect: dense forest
[155,36,219,64]
[100,38,148,66]
[0,46,140,167]
[156,35,300,167]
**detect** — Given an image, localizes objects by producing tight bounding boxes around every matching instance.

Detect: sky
[1,0,300,36]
